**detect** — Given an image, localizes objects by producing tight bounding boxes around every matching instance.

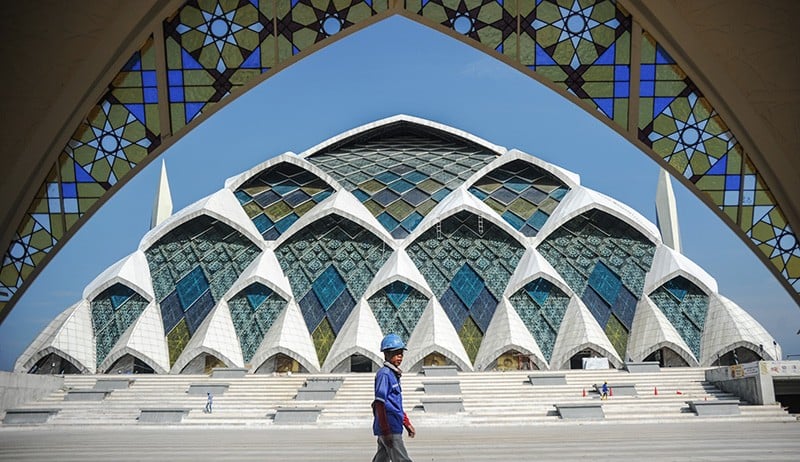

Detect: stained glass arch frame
[1,0,798,326]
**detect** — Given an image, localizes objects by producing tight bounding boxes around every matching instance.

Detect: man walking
[372,333,415,462]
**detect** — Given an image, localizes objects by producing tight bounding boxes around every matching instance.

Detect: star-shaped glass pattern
[519,0,631,127]
[409,0,517,54]
[0,39,160,312]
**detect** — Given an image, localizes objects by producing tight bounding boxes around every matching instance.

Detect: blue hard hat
[380,333,406,352]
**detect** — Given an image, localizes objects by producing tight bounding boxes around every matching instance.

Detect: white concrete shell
[549,297,623,370]
[536,185,662,248]
[139,188,265,253]
[98,301,170,374]
[701,293,780,365]
[298,114,506,160]
[14,300,95,374]
[464,148,581,196]
[322,299,385,372]
[225,249,293,302]
[224,152,342,194]
[644,245,718,295]
[627,296,698,366]
[274,188,396,250]
[83,250,154,303]
[364,249,434,301]
[248,299,321,373]
[170,300,244,373]
[403,299,473,372]
[504,248,574,299]
[474,297,548,371]
[403,186,526,250]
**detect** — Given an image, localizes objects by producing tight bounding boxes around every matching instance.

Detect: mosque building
[15,116,780,375]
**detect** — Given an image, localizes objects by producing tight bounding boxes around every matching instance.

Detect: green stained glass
[459,316,483,363]
[313,317,336,364]
[604,314,628,358]
[368,282,428,342]
[167,318,191,367]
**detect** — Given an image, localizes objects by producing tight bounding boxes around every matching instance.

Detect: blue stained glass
[614,65,630,81]
[614,82,629,98]
[299,289,326,333]
[471,287,498,333]
[376,171,400,184]
[404,171,427,183]
[373,189,400,207]
[502,211,525,230]
[440,287,469,330]
[431,188,451,202]
[245,285,272,310]
[110,292,132,310]
[707,156,728,175]
[595,99,614,118]
[312,266,346,311]
[284,189,311,207]
[167,70,183,86]
[582,286,611,327]
[61,183,77,198]
[525,280,550,306]
[262,228,280,241]
[313,190,333,202]
[505,179,528,193]
[640,79,655,96]
[588,262,622,305]
[725,175,741,190]
[491,187,517,205]
[389,179,414,193]
[326,289,356,334]
[402,188,428,206]
[176,267,209,310]
[550,187,568,201]
[451,264,484,308]
[613,286,637,329]
[665,278,688,301]
[401,212,423,231]
[469,187,488,201]
[160,291,183,333]
[272,183,298,195]
[184,290,215,334]
[253,214,272,234]
[529,210,549,230]
[522,187,547,204]
[377,212,400,230]
[386,281,412,307]
[352,189,369,202]
[234,190,251,205]
[168,86,184,103]
[641,64,655,81]
[274,213,298,233]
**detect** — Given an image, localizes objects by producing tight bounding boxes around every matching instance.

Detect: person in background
[372,333,415,462]
[601,381,609,400]
[205,391,213,413]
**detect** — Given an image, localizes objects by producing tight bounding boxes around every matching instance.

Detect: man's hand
[405,422,416,438]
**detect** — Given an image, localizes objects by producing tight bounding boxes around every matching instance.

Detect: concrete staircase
[2,368,794,427]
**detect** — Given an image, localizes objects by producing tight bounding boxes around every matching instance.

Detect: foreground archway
[1,0,797,325]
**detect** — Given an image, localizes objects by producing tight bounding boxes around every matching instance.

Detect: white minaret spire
[655,168,681,253]
[151,159,173,229]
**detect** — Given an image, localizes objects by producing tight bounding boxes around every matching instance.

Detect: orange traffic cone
[609,387,613,397]
[676,390,682,395]
[654,386,658,396]
[582,388,586,397]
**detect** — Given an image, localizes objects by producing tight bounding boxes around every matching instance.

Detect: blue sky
[1,16,797,370]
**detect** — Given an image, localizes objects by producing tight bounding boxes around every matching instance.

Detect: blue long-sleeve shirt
[372,363,405,435]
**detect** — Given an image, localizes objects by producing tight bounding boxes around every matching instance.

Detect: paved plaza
[1,421,799,461]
